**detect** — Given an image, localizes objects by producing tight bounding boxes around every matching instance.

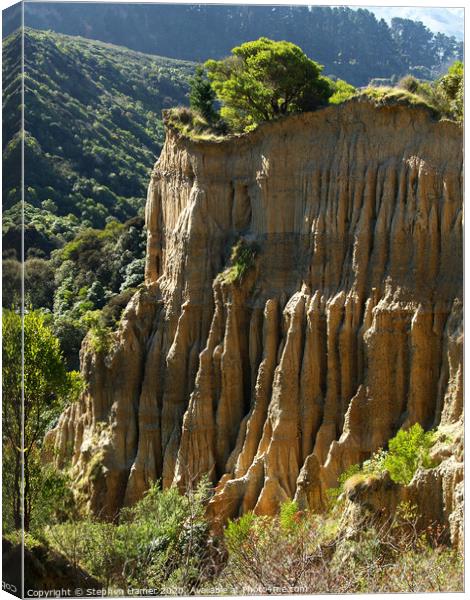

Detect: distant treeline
[11,4,462,86]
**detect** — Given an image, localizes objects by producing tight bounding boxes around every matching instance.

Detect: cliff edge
[47,101,463,542]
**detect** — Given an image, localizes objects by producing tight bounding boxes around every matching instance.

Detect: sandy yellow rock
[48,102,462,537]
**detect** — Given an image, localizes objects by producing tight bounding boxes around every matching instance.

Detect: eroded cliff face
[47,101,463,539]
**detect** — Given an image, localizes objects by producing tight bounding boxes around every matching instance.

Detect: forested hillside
[14,3,463,85]
[3,28,193,257]
[2,29,192,369]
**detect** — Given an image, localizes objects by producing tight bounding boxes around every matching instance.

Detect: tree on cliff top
[189,65,218,123]
[205,37,333,131]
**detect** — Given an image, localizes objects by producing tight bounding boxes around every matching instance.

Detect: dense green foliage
[383,424,436,484]
[19,488,462,594]
[2,28,192,256]
[3,216,146,370]
[329,79,357,104]
[2,29,192,370]
[392,60,463,120]
[50,217,146,369]
[44,479,212,594]
[2,310,82,532]
[437,60,463,121]
[206,38,332,130]
[356,61,463,122]
[17,4,462,86]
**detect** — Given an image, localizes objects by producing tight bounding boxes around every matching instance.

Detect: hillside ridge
[3,27,193,256]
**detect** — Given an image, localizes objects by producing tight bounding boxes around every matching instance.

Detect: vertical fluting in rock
[47,101,462,539]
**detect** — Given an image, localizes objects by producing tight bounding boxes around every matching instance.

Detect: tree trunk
[13,450,22,530]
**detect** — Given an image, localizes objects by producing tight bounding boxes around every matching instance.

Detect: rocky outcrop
[47,101,463,534]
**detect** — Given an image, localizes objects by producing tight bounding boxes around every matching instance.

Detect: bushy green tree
[1,259,21,308]
[25,258,56,310]
[189,66,217,122]
[205,37,333,131]
[2,310,81,531]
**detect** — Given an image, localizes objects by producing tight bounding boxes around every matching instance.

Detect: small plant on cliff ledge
[163,106,228,140]
[218,239,259,285]
[82,310,114,355]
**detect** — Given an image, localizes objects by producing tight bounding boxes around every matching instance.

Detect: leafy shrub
[45,479,212,594]
[437,60,463,121]
[329,424,436,506]
[327,451,389,507]
[51,315,87,370]
[397,75,420,94]
[327,462,362,505]
[29,465,77,535]
[100,288,137,328]
[383,423,436,485]
[189,66,217,122]
[279,499,300,532]
[225,512,256,551]
[82,311,114,355]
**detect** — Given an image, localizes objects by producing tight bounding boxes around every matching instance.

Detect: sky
[363,6,464,40]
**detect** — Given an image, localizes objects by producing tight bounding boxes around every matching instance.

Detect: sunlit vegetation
[49,218,147,369]
[327,424,438,507]
[213,500,462,594]
[7,486,462,594]
[218,239,259,285]
[2,310,82,532]
[359,61,463,121]
[175,45,463,140]
[205,38,333,131]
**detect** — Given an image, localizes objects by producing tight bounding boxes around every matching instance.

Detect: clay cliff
[46,101,463,541]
